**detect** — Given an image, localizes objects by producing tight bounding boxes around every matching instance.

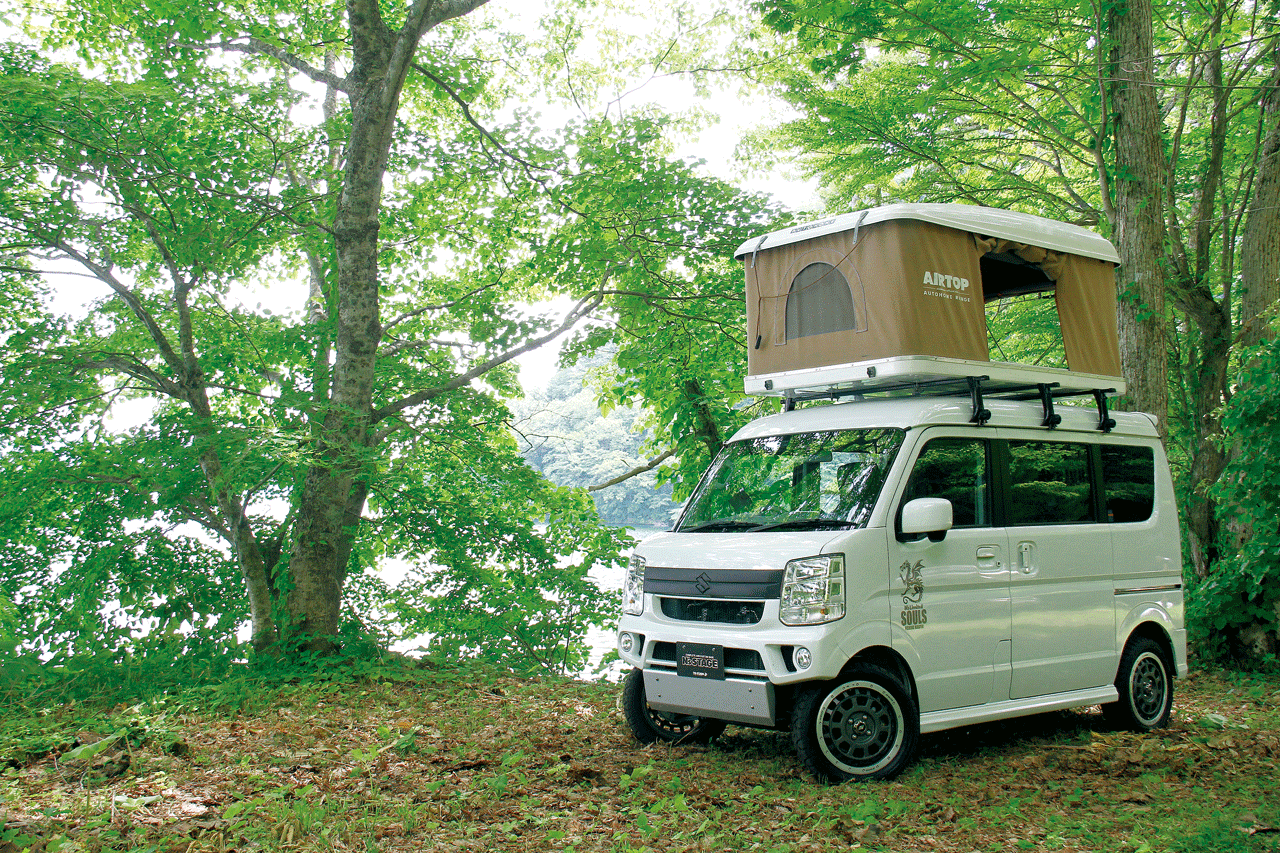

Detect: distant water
[583,526,667,681]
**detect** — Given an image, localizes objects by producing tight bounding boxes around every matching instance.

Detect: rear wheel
[620,668,726,745]
[791,663,919,782]
[1104,637,1173,731]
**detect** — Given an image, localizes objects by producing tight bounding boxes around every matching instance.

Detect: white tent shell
[735,204,1125,401]
[734,203,1121,264]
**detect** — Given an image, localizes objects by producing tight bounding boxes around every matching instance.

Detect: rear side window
[1101,445,1155,523]
[1008,441,1095,525]
[901,438,991,528]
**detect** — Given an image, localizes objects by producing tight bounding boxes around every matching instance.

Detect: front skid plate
[643,669,777,727]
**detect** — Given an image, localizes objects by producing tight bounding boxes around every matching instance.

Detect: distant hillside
[512,356,682,530]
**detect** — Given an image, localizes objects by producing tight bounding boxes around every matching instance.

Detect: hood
[634,530,845,572]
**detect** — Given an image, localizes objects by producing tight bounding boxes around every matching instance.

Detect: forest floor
[2,660,1279,853]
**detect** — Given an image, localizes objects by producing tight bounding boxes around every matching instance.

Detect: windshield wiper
[680,518,765,533]
[747,517,853,532]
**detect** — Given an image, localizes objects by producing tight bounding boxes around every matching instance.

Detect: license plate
[676,642,725,680]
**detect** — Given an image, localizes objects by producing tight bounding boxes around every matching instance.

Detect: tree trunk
[284,31,390,651]
[1177,296,1230,578]
[1167,28,1232,581]
[682,378,723,458]
[1239,47,1280,348]
[282,0,491,653]
[1108,0,1168,427]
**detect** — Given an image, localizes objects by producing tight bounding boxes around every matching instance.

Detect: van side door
[888,433,1011,713]
[999,435,1115,699]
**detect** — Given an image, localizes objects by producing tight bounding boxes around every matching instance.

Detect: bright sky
[496,0,823,388]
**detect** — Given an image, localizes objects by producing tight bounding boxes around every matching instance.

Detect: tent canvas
[736,204,1123,395]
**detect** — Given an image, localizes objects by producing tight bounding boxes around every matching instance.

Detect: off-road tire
[791,663,919,782]
[1103,636,1173,731]
[620,668,727,745]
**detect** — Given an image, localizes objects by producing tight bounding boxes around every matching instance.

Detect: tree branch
[69,353,184,399]
[215,38,349,91]
[587,448,676,492]
[411,61,550,175]
[43,236,186,377]
[382,279,506,333]
[371,291,604,424]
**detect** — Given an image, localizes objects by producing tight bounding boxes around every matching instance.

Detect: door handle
[1017,541,1035,573]
[976,545,1002,570]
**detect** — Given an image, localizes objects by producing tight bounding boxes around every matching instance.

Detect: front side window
[1008,440,1095,525]
[678,428,904,533]
[900,438,991,528]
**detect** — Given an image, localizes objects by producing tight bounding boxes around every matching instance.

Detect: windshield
[677,428,905,533]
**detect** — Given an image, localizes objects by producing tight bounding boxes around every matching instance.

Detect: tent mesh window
[785,262,856,340]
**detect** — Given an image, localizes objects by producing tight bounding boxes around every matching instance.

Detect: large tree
[0,0,774,664]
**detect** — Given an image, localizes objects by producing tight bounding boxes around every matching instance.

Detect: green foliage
[1170,820,1280,853]
[986,294,1067,368]
[750,0,1118,219]
[0,0,777,672]
[1193,337,1280,663]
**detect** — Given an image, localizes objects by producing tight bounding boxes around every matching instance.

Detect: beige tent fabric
[1054,253,1123,377]
[973,235,1066,283]
[745,219,1122,380]
[974,236,1121,376]
[746,219,990,377]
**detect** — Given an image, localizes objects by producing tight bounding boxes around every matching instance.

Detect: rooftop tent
[735,204,1123,395]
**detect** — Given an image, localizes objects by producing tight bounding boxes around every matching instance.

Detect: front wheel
[620,669,726,745]
[1103,637,1173,731]
[791,663,919,782]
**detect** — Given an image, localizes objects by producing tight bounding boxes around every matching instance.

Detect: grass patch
[2,663,1278,852]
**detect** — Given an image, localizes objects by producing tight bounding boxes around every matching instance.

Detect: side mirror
[901,497,954,543]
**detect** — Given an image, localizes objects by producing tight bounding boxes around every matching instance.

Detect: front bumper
[617,600,855,728]
[643,669,777,726]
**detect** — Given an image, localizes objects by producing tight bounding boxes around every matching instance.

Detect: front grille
[644,567,784,600]
[661,598,765,625]
[652,641,765,672]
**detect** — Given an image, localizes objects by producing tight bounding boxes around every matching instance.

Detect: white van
[614,206,1186,782]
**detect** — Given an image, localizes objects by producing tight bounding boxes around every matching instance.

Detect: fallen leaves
[3,667,1279,853]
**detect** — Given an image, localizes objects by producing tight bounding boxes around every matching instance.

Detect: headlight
[623,554,646,615]
[780,554,845,626]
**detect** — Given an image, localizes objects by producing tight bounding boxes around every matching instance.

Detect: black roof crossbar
[1093,389,1117,433]
[781,375,1118,430]
[967,376,992,426]
[1039,383,1063,429]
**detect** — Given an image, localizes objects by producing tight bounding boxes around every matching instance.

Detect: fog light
[794,646,813,670]
[620,632,636,654]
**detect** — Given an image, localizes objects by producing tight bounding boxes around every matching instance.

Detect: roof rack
[779,375,1117,433]
[750,356,1123,433]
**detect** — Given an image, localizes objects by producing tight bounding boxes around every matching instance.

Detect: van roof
[731,396,1159,442]
[734,203,1121,264]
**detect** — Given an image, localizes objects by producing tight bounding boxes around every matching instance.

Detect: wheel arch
[791,644,923,782]
[1120,620,1176,671]
[1116,596,1183,666]
[840,645,918,707]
